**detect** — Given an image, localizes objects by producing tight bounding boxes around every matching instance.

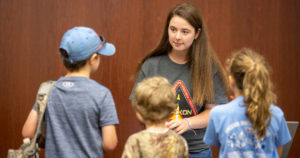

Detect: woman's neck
[168,50,189,64]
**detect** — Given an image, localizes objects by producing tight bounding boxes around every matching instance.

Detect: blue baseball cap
[59,26,116,63]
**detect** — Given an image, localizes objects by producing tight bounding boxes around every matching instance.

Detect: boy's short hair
[132,76,176,123]
[59,26,116,71]
[59,48,90,72]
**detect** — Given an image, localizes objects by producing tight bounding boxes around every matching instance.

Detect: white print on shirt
[225,121,271,158]
[62,82,74,88]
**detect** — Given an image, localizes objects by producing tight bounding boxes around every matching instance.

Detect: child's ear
[135,112,144,123]
[89,53,99,64]
[228,75,236,100]
[229,75,241,97]
[228,75,235,88]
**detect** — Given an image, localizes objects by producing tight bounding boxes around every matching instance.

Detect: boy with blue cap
[22,26,119,158]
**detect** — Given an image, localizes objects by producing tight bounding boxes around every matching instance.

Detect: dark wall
[0,0,299,157]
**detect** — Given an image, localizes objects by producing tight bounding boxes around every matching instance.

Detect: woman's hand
[165,119,189,134]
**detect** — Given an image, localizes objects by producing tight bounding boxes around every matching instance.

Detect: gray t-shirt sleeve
[129,71,145,100]
[99,90,119,126]
[129,61,150,100]
[213,70,228,104]
[130,57,162,100]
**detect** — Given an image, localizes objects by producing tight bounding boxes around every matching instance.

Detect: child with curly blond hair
[122,76,188,158]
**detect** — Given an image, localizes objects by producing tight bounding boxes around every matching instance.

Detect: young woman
[130,2,228,157]
[204,48,291,157]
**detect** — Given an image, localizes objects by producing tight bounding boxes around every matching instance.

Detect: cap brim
[98,42,116,56]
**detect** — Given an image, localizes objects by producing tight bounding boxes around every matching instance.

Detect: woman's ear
[194,28,201,40]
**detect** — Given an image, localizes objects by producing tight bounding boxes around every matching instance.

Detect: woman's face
[168,16,200,53]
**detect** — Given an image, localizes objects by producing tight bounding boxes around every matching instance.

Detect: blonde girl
[204,48,291,158]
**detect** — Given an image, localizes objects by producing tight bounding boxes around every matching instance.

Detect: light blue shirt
[204,96,291,158]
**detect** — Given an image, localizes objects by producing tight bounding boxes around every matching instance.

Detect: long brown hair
[134,2,228,106]
[228,48,276,139]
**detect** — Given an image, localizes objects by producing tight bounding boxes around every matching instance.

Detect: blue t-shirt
[204,96,291,158]
[35,77,119,158]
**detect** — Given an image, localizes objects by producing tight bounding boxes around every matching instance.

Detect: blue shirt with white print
[204,96,291,158]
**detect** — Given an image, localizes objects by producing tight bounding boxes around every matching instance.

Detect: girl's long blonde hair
[228,48,276,139]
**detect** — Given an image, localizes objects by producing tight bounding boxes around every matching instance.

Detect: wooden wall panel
[0,0,299,157]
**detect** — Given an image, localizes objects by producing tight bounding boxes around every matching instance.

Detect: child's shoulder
[270,104,285,119]
[210,96,244,116]
[270,104,283,113]
[127,129,184,142]
[56,76,111,93]
[166,130,187,144]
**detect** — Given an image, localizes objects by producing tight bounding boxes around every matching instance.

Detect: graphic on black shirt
[170,80,197,118]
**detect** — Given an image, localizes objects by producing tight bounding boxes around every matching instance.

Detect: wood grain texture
[0,0,299,157]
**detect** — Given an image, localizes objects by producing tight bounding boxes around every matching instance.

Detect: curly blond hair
[132,76,176,123]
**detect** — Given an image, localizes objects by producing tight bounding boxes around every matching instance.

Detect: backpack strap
[23,80,56,156]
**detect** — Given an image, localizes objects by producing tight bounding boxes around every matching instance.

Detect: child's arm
[211,146,220,158]
[102,125,118,152]
[22,109,38,138]
[277,146,283,157]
